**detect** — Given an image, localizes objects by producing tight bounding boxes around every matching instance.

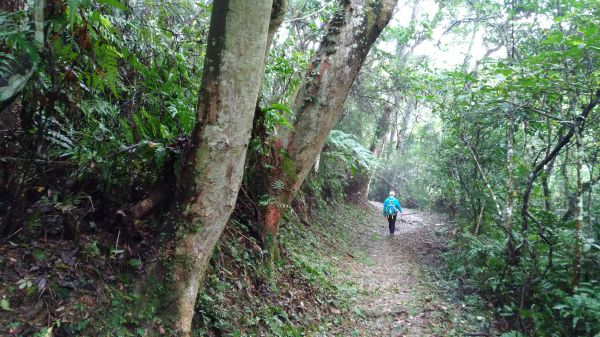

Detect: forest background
[1,0,599,336]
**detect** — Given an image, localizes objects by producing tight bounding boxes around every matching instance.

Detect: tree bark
[561,149,571,209]
[541,121,555,213]
[266,0,286,59]
[160,1,273,335]
[561,174,600,221]
[505,100,515,231]
[572,101,584,288]
[259,0,398,258]
[585,154,597,235]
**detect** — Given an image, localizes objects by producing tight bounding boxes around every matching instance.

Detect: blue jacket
[382,196,402,215]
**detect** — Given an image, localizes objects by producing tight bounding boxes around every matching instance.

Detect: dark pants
[387,214,397,234]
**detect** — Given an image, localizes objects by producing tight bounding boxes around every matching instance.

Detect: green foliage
[325,130,378,174]
[301,129,379,204]
[83,240,101,257]
[3,0,599,336]
[193,204,360,336]
[0,298,10,311]
[262,103,293,131]
[553,283,600,336]
[0,9,39,74]
[342,0,600,335]
[3,0,208,200]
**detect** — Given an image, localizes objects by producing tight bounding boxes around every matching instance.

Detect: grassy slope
[192,202,371,336]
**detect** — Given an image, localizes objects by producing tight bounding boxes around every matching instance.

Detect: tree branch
[521,89,600,230]
[461,135,504,218]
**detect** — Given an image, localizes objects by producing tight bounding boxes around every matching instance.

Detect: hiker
[383,191,402,235]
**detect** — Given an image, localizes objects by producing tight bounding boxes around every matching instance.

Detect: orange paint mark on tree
[264,203,282,234]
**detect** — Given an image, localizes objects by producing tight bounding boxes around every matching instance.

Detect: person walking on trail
[383,191,402,235]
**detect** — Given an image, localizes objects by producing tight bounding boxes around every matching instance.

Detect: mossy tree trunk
[259,0,398,260]
[161,1,273,335]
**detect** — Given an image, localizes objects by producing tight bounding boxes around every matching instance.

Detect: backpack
[384,198,397,216]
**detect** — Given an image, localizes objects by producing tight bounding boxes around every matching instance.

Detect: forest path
[339,202,480,336]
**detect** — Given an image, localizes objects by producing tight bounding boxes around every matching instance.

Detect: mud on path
[339,202,483,336]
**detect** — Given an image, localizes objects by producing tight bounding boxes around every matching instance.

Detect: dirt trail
[340,202,478,336]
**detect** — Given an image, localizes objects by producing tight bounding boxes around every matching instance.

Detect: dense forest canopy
[1,0,599,336]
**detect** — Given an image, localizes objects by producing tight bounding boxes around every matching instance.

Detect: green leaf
[35,327,53,337]
[98,0,127,10]
[0,298,10,311]
[128,258,142,267]
[33,249,46,261]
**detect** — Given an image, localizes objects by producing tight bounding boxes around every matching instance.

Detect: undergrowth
[191,203,368,336]
[0,185,381,337]
[446,220,600,337]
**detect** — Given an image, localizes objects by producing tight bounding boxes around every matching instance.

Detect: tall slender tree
[162,1,273,334]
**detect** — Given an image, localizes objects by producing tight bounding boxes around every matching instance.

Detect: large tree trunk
[259,0,398,259]
[161,1,273,334]
[130,0,286,220]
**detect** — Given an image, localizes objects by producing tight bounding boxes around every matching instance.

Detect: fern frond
[325,130,378,173]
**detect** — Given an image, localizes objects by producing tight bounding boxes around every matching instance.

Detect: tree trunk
[132,0,286,221]
[384,107,398,161]
[260,0,398,258]
[542,121,555,213]
[586,155,597,236]
[561,174,600,221]
[541,173,552,212]
[541,157,555,213]
[474,203,484,235]
[356,103,392,199]
[266,0,286,60]
[572,111,584,288]
[504,98,518,266]
[159,1,273,334]
[505,103,515,230]
[561,149,570,209]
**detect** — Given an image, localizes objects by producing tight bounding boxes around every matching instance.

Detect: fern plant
[324,130,378,174]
